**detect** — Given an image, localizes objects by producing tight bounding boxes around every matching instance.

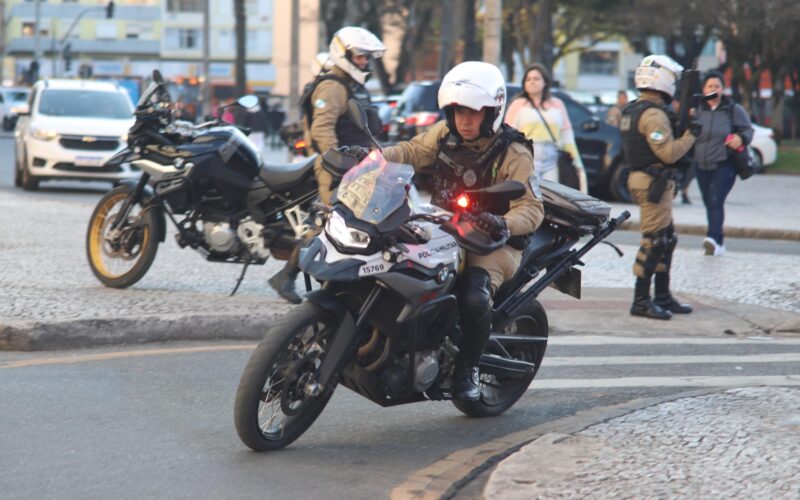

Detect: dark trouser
[695,160,737,245]
[456,267,494,368]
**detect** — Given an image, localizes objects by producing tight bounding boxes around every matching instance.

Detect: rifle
[675,58,702,137]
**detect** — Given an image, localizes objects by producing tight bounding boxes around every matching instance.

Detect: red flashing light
[368,150,379,161]
[294,139,306,149]
[456,194,470,209]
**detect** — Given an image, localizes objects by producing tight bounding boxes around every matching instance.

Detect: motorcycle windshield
[137,81,159,108]
[337,151,415,225]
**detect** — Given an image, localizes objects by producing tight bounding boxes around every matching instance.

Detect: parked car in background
[14,79,137,190]
[1,87,31,131]
[371,93,401,142]
[750,123,777,172]
[388,80,628,201]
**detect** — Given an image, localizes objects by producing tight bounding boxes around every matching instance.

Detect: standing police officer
[269,27,385,304]
[381,62,545,401]
[621,55,698,320]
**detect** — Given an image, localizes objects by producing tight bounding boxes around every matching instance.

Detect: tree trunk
[234,0,247,96]
[463,0,478,61]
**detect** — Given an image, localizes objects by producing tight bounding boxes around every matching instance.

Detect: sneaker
[715,244,726,256]
[703,237,718,256]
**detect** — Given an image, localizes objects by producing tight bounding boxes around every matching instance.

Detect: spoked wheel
[86,186,160,288]
[234,303,339,451]
[454,299,548,418]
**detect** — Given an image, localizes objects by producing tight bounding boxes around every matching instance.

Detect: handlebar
[608,210,631,230]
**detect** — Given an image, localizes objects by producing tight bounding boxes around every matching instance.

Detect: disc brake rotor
[100,212,144,261]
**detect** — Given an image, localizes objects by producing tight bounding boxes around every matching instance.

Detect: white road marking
[529,375,800,390]
[549,335,800,346]
[0,344,257,369]
[544,353,800,366]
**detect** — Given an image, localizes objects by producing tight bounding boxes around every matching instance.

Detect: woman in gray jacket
[692,71,754,256]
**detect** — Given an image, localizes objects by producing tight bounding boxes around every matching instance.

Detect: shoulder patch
[314,98,327,109]
[649,130,666,142]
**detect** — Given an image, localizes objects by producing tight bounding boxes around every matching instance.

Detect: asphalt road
[2,335,798,499]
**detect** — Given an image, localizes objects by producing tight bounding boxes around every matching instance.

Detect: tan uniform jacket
[627,92,696,192]
[382,121,545,236]
[303,66,353,204]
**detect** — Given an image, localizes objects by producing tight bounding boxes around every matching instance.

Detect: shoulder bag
[532,103,581,189]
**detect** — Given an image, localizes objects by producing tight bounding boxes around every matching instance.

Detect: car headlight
[121,133,128,142]
[325,211,371,250]
[10,105,27,114]
[30,126,58,141]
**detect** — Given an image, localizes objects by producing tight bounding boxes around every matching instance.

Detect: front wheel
[454,299,548,418]
[234,302,339,451]
[86,186,160,288]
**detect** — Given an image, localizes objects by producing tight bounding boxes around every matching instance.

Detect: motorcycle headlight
[325,211,371,250]
[31,126,58,141]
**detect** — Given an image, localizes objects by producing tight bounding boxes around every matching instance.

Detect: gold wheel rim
[88,193,150,280]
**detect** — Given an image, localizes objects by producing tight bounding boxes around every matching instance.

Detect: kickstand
[230,260,251,296]
[601,240,625,257]
[303,272,312,292]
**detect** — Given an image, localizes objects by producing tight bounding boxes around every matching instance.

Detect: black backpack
[299,73,351,127]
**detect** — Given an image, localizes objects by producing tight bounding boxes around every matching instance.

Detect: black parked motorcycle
[86,70,319,289]
[233,100,630,451]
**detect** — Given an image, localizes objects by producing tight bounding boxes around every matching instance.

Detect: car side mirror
[581,119,599,132]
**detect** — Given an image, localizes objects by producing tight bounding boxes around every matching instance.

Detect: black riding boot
[630,277,672,320]
[268,245,303,304]
[654,273,693,314]
[453,268,493,402]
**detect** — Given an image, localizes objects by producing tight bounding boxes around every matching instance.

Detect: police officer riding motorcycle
[268,26,386,304]
[380,61,545,401]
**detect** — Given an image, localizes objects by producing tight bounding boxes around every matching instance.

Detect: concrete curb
[389,388,720,500]
[620,221,800,242]
[0,311,290,351]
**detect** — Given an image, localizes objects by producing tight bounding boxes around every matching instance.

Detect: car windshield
[6,91,29,103]
[38,89,132,119]
[337,151,415,225]
[401,83,440,113]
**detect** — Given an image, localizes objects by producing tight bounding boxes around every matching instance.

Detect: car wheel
[20,149,40,191]
[2,117,9,132]
[751,148,765,173]
[609,163,632,203]
[14,148,22,187]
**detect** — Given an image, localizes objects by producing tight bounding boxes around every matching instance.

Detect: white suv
[14,79,137,190]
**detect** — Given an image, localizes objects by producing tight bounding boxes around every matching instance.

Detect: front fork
[110,173,151,233]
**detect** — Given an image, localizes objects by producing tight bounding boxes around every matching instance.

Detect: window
[165,29,202,50]
[579,51,618,76]
[96,22,118,40]
[126,24,152,40]
[166,0,203,13]
[21,22,48,38]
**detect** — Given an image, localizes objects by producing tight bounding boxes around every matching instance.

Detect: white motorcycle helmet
[311,52,333,76]
[329,27,386,85]
[634,55,684,102]
[438,61,507,138]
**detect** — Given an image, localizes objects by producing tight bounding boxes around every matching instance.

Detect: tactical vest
[300,73,381,152]
[620,99,672,170]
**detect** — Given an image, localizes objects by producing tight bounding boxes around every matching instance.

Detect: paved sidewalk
[485,386,800,499]
[611,173,800,241]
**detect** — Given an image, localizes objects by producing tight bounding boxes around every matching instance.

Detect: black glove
[338,145,370,162]
[475,212,508,241]
[688,118,702,137]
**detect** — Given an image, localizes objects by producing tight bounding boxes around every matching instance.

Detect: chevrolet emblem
[82,136,97,143]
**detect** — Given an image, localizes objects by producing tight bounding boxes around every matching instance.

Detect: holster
[644,166,673,203]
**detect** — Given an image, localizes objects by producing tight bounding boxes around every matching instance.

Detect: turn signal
[456,193,470,209]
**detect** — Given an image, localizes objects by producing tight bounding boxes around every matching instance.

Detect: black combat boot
[630,277,672,320]
[452,365,481,402]
[654,273,693,314]
[268,266,302,304]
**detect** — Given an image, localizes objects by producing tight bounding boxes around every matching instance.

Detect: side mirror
[581,119,599,132]
[347,98,369,132]
[153,69,164,84]
[237,95,259,109]
[346,98,382,150]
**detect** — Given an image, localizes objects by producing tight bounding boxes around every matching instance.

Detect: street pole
[0,0,5,83]
[201,0,211,120]
[33,0,42,79]
[482,0,502,66]
[437,0,453,77]
[289,0,299,122]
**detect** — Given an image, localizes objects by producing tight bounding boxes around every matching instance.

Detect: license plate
[74,156,105,167]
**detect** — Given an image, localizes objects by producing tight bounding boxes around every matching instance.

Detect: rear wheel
[453,299,548,418]
[86,186,160,288]
[234,303,339,451]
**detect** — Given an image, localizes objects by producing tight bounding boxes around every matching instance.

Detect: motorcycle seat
[259,155,317,190]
